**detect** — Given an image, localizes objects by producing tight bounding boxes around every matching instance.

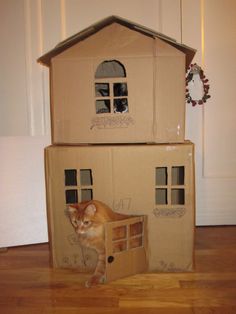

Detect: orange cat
[67,200,128,287]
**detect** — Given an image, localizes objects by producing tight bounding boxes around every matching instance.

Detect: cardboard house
[38,16,196,144]
[45,142,195,273]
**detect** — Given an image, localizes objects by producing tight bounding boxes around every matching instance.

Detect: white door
[1,0,235,248]
[183,0,236,225]
[0,0,51,247]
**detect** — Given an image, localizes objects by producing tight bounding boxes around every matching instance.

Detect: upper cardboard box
[38,16,196,144]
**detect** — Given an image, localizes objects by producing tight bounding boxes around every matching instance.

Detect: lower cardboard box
[45,142,195,280]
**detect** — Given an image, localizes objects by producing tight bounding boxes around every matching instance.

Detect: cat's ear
[67,205,77,217]
[85,204,96,216]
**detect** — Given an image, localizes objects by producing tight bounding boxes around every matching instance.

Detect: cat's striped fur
[67,200,128,287]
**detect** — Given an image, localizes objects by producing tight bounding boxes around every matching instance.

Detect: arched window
[95,60,126,78]
[95,60,128,114]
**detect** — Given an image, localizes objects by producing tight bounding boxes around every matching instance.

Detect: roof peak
[38,15,196,68]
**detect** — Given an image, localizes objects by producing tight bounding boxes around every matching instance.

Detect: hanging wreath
[186,63,211,106]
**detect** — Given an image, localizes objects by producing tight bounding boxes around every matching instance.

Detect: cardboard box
[45,142,195,272]
[38,16,196,144]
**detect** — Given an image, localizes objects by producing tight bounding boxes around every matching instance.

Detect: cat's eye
[83,221,90,226]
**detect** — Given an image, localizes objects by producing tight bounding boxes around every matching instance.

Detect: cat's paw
[85,275,105,288]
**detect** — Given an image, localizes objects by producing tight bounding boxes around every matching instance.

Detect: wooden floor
[1,226,236,314]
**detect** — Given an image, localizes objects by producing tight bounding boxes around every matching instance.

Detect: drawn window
[155,166,185,205]
[95,60,128,114]
[64,169,93,204]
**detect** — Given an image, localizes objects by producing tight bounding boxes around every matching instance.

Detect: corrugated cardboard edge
[44,146,59,268]
[44,146,53,267]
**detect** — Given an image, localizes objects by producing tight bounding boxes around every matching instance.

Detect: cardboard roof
[38,15,196,69]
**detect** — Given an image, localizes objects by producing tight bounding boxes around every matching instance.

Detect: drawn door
[104,216,148,282]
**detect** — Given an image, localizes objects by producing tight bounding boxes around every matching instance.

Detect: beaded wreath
[186,63,210,106]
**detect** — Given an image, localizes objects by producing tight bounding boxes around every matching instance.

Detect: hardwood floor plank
[180,279,236,288]
[0,227,236,313]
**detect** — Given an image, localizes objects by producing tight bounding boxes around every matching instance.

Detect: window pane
[95,83,109,97]
[96,100,110,114]
[114,98,128,113]
[171,189,185,205]
[172,166,185,185]
[81,189,93,202]
[95,60,126,78]
[156,188,167,205]
[65,189,78,204]
[129,236,142,249]
[130,222,143,236]
[80,169,93,186]
[113,240,127,253]
[113,83,128,96]
[112,226,127,240]
[64,169,77,186]
[156,167,167,186]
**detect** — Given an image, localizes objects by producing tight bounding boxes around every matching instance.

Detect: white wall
[0,0,236,247]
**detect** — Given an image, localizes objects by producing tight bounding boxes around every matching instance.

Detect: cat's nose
[77,227,85,234]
